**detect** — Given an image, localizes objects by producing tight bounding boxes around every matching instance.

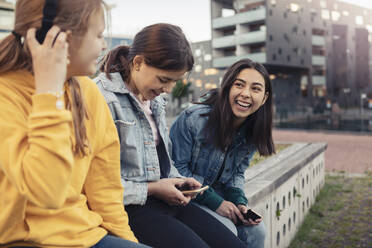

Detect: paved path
[273,129,372,174]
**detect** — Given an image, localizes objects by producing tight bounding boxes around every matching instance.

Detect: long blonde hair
[0,0,106,156]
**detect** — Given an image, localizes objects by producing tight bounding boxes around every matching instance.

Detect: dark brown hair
[200,59,275,156]
[0,0,106,156]
[100,23,194,80]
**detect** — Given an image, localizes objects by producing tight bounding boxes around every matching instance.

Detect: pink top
[125,82,160,145]
[137,99,160,146]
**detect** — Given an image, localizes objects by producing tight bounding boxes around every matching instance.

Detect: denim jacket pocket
[115,120,145,179]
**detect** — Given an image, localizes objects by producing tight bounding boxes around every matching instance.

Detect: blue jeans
[196,204,266,248]
[92,235,152,248]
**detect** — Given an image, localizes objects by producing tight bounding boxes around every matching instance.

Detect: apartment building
[0,0,14,40]
[210,0,372,111]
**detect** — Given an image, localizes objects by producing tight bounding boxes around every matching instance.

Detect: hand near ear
[27,26,70,94]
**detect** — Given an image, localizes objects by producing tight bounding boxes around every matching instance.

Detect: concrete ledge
[244,142,327,248]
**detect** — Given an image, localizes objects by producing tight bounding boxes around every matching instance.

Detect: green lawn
[288,172,372,248]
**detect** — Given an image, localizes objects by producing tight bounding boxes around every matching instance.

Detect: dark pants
[13,235,150,248]
[92,235,151,248]
[126,197,246,248]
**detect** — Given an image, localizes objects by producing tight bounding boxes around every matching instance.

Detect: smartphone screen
[244,209,261,221]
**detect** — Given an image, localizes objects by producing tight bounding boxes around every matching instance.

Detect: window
[366,25,372,33]
[331,11,340,21]
[221,8,235,17]
[320,0,327,8]
[292,26,298,34]
[205,83,217,89]
[356,16,364,25]
[342,11,349,16]
[194,49,201,57]
[290,3,300,12]
[195,65,202,72]
[0,10,14,27]
[195,79,202,88]
[284,33,290,43]
[321,9,330,20]
[204,54,212,61]
[204,68,218,76]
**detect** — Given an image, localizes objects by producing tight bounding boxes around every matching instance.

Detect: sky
[105,0,211,42]
[106,0,372,42]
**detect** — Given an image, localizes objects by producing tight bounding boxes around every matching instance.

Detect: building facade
[210,0,372,112]
[188,40,225,100]
[0,0,14,40]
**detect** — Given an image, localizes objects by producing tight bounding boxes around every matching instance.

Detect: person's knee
[238,221,267,248]
[222,219,238,236]
[252,222,266,241]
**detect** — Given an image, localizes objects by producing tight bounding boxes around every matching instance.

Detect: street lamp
[361,93,367,132]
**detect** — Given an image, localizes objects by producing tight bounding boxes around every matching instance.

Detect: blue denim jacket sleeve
[169,110,204,184]
[225,149,255,190]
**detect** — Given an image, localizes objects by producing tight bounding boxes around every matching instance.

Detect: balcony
[212,7,266,29]
[312,35,326,46]
[213,29,266,49]
[212,34,236,49]
[213,52,266,68]
[237,29,266,45]
[312,55,325,66]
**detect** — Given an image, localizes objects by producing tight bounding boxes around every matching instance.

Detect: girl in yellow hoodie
[0,1,149,247]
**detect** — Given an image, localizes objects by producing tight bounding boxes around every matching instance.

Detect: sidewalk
[273,129,372,174]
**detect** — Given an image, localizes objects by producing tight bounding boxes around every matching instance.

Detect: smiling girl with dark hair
[170,59,275,248]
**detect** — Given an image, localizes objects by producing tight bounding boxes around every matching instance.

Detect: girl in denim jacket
[170,59,276,248]
[95,23,246,248]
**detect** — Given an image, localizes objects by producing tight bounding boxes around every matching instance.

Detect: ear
[261,92,269,106]
[132,55,144,70]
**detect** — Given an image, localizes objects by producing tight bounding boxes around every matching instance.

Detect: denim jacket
[95,72,182,206]
[170,104,256,209]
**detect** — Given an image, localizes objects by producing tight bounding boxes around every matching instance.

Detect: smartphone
[36,0,58,43]
[243,209,262,222]
[180,185,209,196]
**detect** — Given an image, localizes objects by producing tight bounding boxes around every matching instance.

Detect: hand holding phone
[180,185,209,197]
[236,205,262,226]
[243,209,262,222]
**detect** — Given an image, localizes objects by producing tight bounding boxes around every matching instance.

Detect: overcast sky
[106,0,372,42]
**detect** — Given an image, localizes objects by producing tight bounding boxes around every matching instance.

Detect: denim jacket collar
[98,72,128,94]
[98,72,167,116]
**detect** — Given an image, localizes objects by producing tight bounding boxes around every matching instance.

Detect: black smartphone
[36,0,58,43]
[244,209,262,222]
[176,183,193,191]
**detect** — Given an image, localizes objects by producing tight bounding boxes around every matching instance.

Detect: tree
[171,79,191,107]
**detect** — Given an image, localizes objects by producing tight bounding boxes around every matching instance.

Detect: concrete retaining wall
[244,142,327,248]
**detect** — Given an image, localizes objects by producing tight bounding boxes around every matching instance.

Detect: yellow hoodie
[0,71,137,247]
